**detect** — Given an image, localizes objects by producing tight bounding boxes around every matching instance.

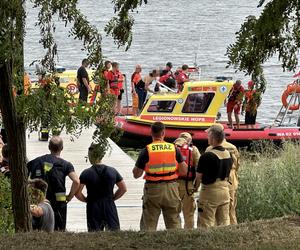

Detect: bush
[0,174,14,233]
[237,141,300,222]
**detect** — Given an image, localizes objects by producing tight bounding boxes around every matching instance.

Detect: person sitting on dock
[76,143,127,231]
[133,121,187,231]
[225,80,244,129]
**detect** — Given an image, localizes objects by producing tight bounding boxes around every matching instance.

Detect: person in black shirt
[27,136,80,231]
[76,143,127,232]
[77,58,90,102]
[195,124,232,228]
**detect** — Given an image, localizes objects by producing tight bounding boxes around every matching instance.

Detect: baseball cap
[205,123,224,132]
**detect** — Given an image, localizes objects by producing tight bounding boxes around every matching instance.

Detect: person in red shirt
[225,80,245,129]
[242,81,260,129]
[131,65,142,115]
[106,62,124,114]
[176,64,189,92]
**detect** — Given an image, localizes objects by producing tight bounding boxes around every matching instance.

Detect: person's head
[112,62,119,71]
[234,80,242,89]
[2,144,9,159]
[174,137,187,147]
[135,64,142,73]
[166,62,173,71]
[28,179,48,204]
[149,69,159,78]
[182,64,189,72]
[206,124,225,146]
[104,60,112,70]
[48,136,63,154]
[82,59,89,68]
[88,143,105,165]
[247,80,255,90]
[151,122,165,140]
[179,132,192,144]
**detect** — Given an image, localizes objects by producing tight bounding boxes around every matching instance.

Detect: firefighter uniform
[206,138,240,224]
[197,146,232,228]
[174,137,200,229]
[27,154,75,231]
[135,141,184,230]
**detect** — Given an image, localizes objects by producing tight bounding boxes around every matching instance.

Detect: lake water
[24,0,298,124]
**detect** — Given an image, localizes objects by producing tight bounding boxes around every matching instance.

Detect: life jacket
[159,73,171,84]
[117,71,124,89]
[177,143,195,181]
[228,85,244,103]
[108,70,121,89]
[176,72,188,84]
[144,141,178,182]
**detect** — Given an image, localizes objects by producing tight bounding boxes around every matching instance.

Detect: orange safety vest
[144,141,178,182]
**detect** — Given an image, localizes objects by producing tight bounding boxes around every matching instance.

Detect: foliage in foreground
[0,174,14,233]
[237,141,300,222]
[0,216,299,249]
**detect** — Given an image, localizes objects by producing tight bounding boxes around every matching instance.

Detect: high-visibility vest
[177,143,195,181]
[144,141,178,182]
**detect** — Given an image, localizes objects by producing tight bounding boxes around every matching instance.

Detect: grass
[0,216,299,249]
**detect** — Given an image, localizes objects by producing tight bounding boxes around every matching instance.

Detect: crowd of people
[0,119,240,233]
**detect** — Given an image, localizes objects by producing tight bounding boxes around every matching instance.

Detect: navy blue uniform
[80,164,123,231]
[27,154,74,231]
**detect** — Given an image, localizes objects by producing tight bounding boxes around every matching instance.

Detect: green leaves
[227,0,300,92]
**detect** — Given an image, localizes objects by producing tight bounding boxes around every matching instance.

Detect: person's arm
[132,167,144,179]
[114,180,127,201]
[194,172,202,191]
[75,184,87,202]
[82,78,91,92]
[30,204,44,217]
[67,171,80,202]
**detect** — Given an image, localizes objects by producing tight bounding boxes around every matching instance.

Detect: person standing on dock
[27,136,80,231]
[174,132,200,229]
[225,80,244,129]
[205,123,240,225]
[131,65,142,115]
[77,59,91,103]
[76,143,127,231]
[195,124,232,228]
[133,121,187,231]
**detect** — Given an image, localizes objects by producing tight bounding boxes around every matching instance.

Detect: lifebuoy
[281,82,300,110]
[66,83,78,95]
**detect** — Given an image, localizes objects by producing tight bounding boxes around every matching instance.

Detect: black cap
[166,62,173,68]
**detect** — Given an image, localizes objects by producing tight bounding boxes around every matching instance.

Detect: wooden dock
[26,128,167,231]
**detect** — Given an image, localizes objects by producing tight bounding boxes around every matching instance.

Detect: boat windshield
[182,92,215,113]
[147,100,176,113]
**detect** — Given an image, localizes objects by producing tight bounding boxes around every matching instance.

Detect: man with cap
[174,132,200,229]
[205,123,240,225]
[195,124,233,228]
[133,121,187,231]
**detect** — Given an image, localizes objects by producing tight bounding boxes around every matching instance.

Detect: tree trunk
[0,62,31,232]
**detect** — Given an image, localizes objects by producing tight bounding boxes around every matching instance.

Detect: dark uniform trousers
[87,197,120,232]
[50,201,67,231]
[140,182,181,231]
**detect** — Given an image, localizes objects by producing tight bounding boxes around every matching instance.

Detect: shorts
[118,89,124,101]
[245,111,257,125]
[227,101,241,114]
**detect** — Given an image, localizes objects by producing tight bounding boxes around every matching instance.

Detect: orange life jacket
[177,143,195,181]
[144,141,178,182]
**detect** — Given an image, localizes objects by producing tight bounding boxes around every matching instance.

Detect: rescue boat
[115,79,300,148]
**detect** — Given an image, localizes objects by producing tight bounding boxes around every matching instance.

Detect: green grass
[0,216,299,249]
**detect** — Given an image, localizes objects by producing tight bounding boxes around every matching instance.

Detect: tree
[226,0,300,93]
[0,0,147,232]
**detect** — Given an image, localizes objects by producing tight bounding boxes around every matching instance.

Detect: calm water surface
[24,0,298,123]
